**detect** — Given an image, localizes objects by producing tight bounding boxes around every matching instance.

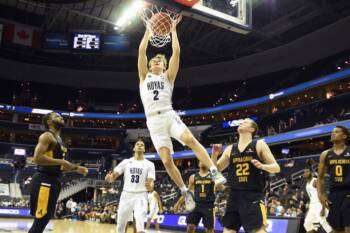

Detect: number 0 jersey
[140,72,174,117]
[325,146,350,191]
[114,157,155,193]
[227,140,267,193]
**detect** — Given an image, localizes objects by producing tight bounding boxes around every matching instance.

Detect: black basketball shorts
[30,173,61,219]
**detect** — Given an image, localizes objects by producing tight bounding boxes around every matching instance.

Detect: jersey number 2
[153,90,159,101]
[131,175,139,183]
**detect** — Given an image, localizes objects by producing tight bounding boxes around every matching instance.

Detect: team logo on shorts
[178,216,187,226]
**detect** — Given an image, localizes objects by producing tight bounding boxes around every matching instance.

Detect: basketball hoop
[140,4,181,48]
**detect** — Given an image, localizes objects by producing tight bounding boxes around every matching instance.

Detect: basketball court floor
[0,218,182,233]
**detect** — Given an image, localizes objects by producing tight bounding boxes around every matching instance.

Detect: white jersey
[114,157,155,193]
[140,72,174,117]
[306,177,319,205]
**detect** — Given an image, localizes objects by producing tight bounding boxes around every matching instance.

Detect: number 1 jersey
[140,72,174,117]
[114,157,155,193]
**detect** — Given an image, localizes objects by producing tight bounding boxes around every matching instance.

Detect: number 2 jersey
[140,72,174,117]
[114,157,156,193]
[227,140,267,193]
[325,146,350,191]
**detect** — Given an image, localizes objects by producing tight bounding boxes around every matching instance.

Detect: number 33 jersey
[140,72,174,117]
[114,157,156,193]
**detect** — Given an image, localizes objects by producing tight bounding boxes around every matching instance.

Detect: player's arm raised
[317,150,329,208]
[105,159,128,183]
[211,144,231,172]
[167,16,182,83]
[254,140,280,174]
[33,132,76,171]
[138,29,150,82]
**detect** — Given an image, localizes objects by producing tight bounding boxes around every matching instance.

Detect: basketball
[150,12,173,36]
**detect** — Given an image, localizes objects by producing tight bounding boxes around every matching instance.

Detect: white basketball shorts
[146,110,187,154]
[117,191,148,232]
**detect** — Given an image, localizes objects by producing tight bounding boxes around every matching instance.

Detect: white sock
[180,186,188,193]
[210,166,218,173]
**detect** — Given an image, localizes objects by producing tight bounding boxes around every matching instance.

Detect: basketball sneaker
[211,170,227,185]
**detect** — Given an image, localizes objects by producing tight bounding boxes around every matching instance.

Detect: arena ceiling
[0,0,350,71]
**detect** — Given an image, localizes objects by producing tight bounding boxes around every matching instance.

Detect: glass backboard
[150,0,252,34]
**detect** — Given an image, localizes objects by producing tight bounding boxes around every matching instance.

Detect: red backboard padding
[172,0,199,7]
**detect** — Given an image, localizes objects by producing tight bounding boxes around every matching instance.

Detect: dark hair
[42,112,53,129]
[335,125,349,140]
[137,137,144,142]
[136,138,145,145]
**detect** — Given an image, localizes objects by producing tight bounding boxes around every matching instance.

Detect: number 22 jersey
[227,140,267,193]
[140,72,174,117]
[114,157,156,193]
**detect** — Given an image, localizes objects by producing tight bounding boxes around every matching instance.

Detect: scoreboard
[72,33,100,50]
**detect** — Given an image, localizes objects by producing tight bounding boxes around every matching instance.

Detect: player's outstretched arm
[138,29,150,82]
[211,144,231,172]
[167,16,182,83]
[317,151,329,208]
[106,159,128,182]
[62,165,88,176]
[105,171,121,183]
[253,140,281,174]
[33,132,76,171]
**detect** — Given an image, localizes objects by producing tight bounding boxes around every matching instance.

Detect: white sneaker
[211,170,227,185]
[183,191,195,212]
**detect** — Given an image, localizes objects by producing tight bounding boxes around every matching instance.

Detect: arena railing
[0,120,349,161]
[0,68,349,119]
[144,119,350,160]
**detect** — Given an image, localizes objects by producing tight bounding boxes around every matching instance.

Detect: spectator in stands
[66,198,76,215]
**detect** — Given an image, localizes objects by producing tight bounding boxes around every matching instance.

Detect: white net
[140,4,181,48]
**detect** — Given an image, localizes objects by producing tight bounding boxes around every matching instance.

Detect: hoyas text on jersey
[147,81,164,91]
[130,167,143,175]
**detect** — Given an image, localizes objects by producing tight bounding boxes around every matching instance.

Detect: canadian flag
[3,23,40,48]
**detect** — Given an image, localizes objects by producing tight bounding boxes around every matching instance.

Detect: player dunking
[29,112,88,233]
[138,15,225,207]
[105,139,155,233]
[318,126,350,233]
[174,161,216,233]
[303,168,332,233]
[146,189,163,230]
[211,118,280,233]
